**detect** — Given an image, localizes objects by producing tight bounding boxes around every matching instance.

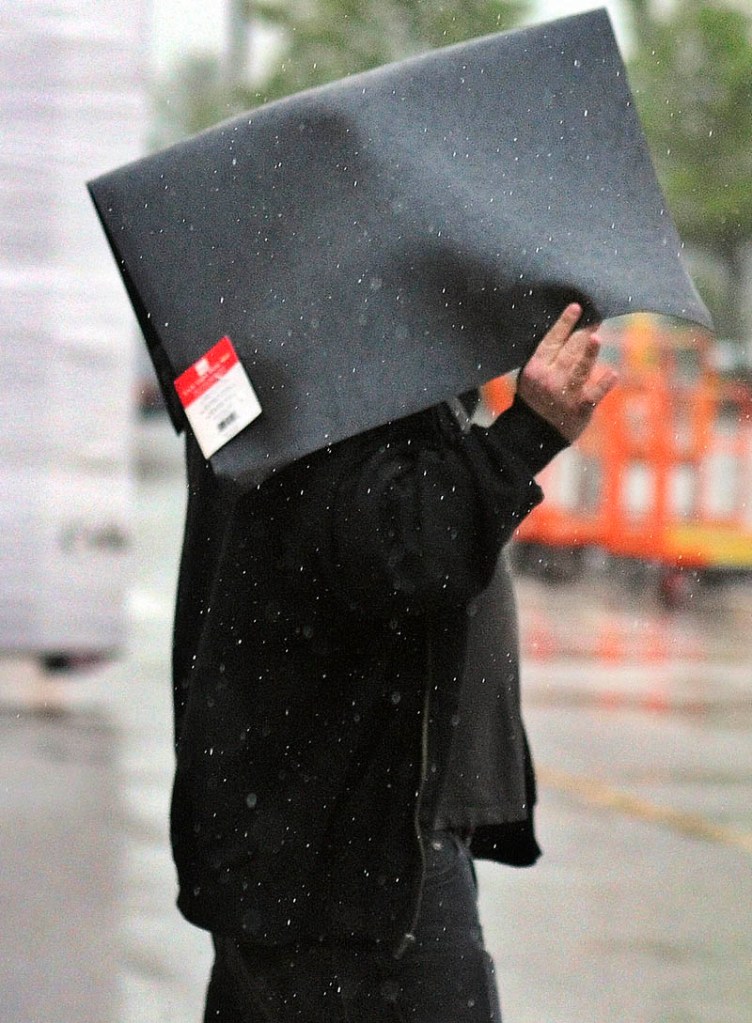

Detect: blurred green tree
[153,54,229,142]
[152,0,530,144]
[624,0,752,338]
[245,0,530,97]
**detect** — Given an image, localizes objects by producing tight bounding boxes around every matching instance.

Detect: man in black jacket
[172,303,617,1021]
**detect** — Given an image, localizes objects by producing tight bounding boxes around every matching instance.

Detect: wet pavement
[1,415,750,1022]
[481,571,752,1023]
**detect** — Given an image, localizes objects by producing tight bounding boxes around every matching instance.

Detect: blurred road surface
[1,415,750,1023]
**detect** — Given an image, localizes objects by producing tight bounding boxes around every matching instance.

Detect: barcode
[218,411,238,432]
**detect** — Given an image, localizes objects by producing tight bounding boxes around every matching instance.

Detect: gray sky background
[151,0,629,77]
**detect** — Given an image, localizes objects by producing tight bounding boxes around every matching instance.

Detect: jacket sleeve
[318,397,566,616]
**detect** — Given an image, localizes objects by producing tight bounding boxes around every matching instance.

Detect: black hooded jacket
[170,396,565,951]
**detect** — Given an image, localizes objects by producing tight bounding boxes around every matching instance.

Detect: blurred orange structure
[483,315,752,582]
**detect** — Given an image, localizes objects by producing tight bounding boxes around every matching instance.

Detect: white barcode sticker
[174,336,261,458]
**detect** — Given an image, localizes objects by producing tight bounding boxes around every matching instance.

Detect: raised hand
[516,303,619,443]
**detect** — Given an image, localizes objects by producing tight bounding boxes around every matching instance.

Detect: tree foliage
[624,0,752,336]
[153,0,530,144]
[152,55,229,145]
[246,0,530,99]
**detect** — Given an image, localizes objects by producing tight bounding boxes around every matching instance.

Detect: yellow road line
[538,765,752,856]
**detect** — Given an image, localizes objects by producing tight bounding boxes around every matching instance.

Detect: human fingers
[534,303,583,365]
[582,364,619,407]
[556,327,602,386]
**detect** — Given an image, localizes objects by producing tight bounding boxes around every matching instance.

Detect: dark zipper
[393,627,433,959]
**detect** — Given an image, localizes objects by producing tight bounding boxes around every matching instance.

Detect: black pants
[203,832,501,1022]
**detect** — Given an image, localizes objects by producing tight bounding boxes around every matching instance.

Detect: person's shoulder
[262,404,450,500]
